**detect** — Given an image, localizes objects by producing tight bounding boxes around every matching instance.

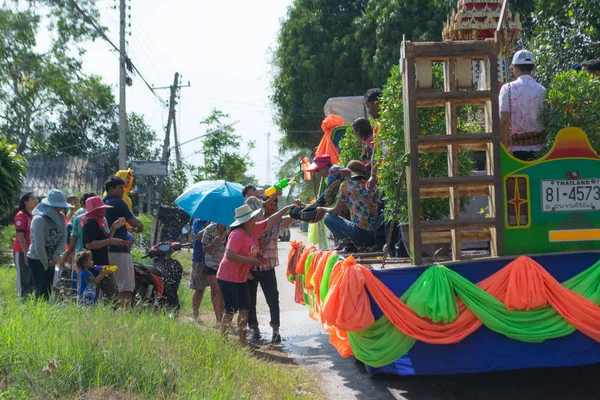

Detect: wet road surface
[252,228,600,399]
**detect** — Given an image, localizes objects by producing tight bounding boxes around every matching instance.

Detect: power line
[68,0,167,108]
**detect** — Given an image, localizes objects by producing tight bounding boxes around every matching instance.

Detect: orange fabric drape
[301,157,312,181]
[287,240,304,279]
[315,115,343,165]
[292,246,600,348]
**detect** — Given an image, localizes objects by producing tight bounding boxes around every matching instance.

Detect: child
[75,250,108,304]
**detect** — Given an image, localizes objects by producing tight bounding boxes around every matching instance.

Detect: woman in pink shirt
[217,202,294,344]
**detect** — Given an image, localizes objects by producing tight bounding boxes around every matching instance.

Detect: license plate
[542,179,600,212]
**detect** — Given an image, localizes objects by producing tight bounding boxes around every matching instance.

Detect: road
[252,228,600,400]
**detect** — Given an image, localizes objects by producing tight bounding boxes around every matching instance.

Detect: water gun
[265,178,296,197]
[93,265,118,273]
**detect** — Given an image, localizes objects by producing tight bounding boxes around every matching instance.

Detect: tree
[529,0,600,86]
[354,0,453,85]
[271,0,458,152]
[162,162,191,206]
[192,109,255,184]
[271,0,368,150]
[0,139,27,218]
[0,1,102,153]
[275,149,316,204]
[29,75,118,157]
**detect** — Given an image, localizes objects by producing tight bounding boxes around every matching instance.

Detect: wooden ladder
[401,38,504,265]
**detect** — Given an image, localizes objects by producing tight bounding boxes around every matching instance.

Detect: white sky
[82,0,294,186]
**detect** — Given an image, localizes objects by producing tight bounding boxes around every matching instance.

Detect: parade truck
[288,0,600,377]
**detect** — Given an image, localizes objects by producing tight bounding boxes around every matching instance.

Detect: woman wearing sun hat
[217,202,294,344]
[81,196,126,300]
[82,196,127,269]
[28,189,72,299]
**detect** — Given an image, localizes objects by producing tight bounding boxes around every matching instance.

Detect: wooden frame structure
[401,38,504,265]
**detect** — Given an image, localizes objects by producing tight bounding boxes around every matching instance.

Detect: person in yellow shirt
[114,169,134,212]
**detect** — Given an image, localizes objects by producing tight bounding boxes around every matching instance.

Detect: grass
[0,267,321,399]
[0,224,14,264]
[0,224,321,399]
[130,245,212,318]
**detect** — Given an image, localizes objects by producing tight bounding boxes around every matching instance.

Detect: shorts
[190,262,209,290]
[108,252,135,292]
[204,265,217,276]
[217,279,250,313]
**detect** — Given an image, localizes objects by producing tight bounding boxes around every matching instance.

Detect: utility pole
[156,72,179,202]
[265,132,272,186]
[151,72,179,244]
[154,76,190,169]
[173,117,181,168]
[118,0,127,170]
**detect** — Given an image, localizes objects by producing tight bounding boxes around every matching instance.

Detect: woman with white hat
[27,189,72,299]
[217,202,294,345]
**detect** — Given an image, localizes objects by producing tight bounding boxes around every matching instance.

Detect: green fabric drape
[320,254,340,304]
[347,262,600,368]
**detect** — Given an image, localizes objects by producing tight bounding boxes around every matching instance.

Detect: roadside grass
[0,224,14,264]
[130,244,211,318]
[0,266,321,399]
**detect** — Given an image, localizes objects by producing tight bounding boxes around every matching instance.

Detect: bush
[339,123,362,165]
[0,139,27,219]
[543,70,600,152]
[376,65,475,223]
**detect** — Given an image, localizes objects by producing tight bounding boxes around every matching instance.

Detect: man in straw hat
[216,202,294,345]
[313,160,378,253]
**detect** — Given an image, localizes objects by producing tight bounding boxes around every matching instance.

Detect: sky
[81,0,294,186]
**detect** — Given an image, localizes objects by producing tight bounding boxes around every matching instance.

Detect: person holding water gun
[75,250,113,304]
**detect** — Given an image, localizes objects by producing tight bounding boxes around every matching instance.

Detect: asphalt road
[252,228,600,400]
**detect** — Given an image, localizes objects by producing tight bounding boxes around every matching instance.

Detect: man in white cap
[499,50,547,161]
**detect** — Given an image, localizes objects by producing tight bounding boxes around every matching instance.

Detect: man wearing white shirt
[499,50,547,161]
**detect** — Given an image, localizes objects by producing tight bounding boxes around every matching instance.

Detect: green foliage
[528,0,600,86]
[162,162,191,206]
[354,0,453,85]
[376,65,474,223]
[192,109,255,184]
[543,71,600,153]
[271,0,370,150]
[271,0,453,151]
[0,139,27,218]
[339,123,362,164]
[276,150,316,204]
[0,1,102,153]
[0,267,318,399]
[30,76,119,158]
[0,224,15,263]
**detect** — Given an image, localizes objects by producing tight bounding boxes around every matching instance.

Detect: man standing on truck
[499,50,547,161]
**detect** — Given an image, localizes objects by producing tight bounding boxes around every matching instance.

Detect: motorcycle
[133,242,186,310]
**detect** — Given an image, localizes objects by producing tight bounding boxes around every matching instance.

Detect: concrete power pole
[152,72,179,244]
[118,0,127,170]
[173,116,181,168]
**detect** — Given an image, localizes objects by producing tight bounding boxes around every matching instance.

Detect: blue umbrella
[174,180,245,226]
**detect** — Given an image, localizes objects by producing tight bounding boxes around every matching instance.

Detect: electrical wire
[68,0,167,108]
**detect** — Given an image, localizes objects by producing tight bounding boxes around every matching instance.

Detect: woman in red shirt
[13,192,38,297]
[217,202,293,345]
